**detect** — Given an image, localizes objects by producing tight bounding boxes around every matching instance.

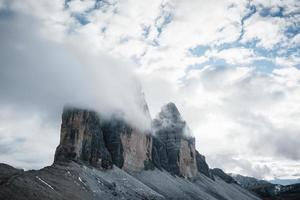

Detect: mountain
[231,174,300,200]
[230,174,272,189]
[0,103,261,200]
[269,179,300,186]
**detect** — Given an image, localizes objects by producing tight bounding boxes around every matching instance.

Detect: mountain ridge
[231,173,300,200]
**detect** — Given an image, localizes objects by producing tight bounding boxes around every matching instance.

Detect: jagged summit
[151,102,197,178]
[153,102,192,137]
[158,102,182,123]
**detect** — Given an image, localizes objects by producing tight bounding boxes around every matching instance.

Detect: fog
[0,12,151,131]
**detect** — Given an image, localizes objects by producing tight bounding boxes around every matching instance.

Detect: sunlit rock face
[54,108,153,172]
[101,116,152,172]
[152,103,198,178]
[179,138,197,178]
[121,128,152,172]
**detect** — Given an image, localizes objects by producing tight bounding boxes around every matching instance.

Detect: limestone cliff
[101,116,152,172]
[55,102,213,179]
[152,103,198,178]
[54,108,112,168]
[54,108,152,172]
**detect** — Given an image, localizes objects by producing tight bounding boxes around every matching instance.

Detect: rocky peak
[152,102,197,178]
[54,102,213,179]
[158,102,182,124]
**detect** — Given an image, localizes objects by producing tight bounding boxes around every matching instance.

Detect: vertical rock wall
[54,108,112,168]
[121,129,152,171]
[54,108,152,172]
[54,102,212,178]
[152,103,198,178]
[179,138,198,178]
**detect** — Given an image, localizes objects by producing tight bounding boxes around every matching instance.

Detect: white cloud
[178,66,300,179]
[241,13,286,49]
[67,0,95,13]
[206,47,255,65]
[0,7,159,170]
[0,107,60,170]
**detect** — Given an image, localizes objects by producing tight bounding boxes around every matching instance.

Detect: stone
[101,114,153,172]
[54,107,152,172]
[211,168,237,184]
[195,151,214,179]
[54,107,112,169]
[151,137,168,170]
[0,163,24,185]
[152,103,197,178]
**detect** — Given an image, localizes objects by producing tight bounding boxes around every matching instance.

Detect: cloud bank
[0,5,150,168]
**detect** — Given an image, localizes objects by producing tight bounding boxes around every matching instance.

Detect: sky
[0,0,299,180]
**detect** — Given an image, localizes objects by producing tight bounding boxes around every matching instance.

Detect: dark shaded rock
[101,117,127,168]
[232,173,300,199]
[249,183,300,200]
[0,164,24,185]
[0,162,165,200]
[250,182,300,199]
[195,151,214,179]
[0,161,261,200]
[152,103,197,177]
[101,116,153,171]
[151,137,169,171]
[55,106,153,172]
[54,107,112,169]
[211,168,237,184]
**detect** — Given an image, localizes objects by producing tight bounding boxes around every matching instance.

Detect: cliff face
[54,108,112,168]
[54,108,152,172]
[54,102,213,179]
[152,103,198,178]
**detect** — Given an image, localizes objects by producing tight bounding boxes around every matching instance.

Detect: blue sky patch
[259,6,284,18]
[189,45,210,56]
[252,59,277,74]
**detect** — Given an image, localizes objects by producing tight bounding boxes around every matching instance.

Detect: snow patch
[78,176,86,185]
[36,176,54,190]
